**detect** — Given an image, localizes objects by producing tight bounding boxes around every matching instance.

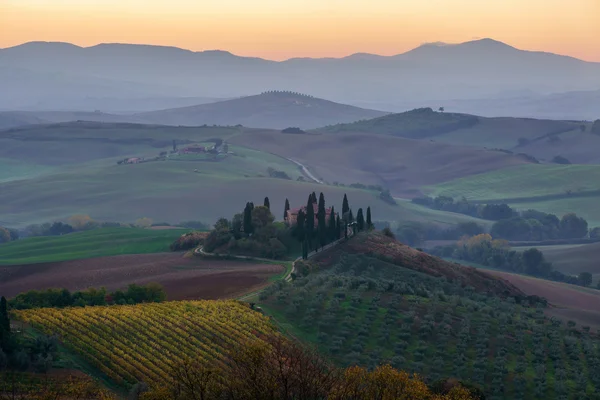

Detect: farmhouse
[180,146,206,154]
[126,157,141,164]
[286,203,335,226]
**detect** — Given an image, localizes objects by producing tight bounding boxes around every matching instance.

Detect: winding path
[285,158,323,184]
[195,232,352,301]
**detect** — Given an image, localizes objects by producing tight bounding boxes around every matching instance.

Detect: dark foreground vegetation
[138,333,477,400]
[261,246,600,399]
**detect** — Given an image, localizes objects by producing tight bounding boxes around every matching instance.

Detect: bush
[552,155,571,165]
[281,127,306,134]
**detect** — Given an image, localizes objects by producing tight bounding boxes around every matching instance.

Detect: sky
[1,0,599,61]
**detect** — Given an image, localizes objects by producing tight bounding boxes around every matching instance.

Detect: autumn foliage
[141,334,476,400]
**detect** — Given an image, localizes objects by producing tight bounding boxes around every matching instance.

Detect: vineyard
[261,254,600,399]
[17,300,275,387]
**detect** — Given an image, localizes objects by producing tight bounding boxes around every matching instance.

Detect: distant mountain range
[1,38,598,119]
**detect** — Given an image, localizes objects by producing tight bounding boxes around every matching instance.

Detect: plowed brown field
[486,270,600,328]
[0,253,283,300]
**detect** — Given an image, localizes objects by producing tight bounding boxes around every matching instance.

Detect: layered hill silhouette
[137,91,388,129]
[1,39,598,117]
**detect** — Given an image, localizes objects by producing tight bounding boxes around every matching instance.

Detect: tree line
[8,283,167,310]
[429,234,596,288]
[203,193,373,260]
[290,192,373,260]
[413,195,593,241]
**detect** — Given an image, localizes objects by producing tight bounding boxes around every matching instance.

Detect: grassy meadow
[0,227,190,265]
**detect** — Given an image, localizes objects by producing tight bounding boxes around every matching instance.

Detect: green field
[0,227,190,265]
[427,164,600,201]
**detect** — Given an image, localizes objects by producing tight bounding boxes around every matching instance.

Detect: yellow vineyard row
[18,300,275,385]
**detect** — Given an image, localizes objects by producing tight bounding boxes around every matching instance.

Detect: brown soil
[0,253,283,300]
[486,270,600,313]
[486,270,600,329]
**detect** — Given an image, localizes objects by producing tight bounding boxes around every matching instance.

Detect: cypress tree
[348,209,355,236]
[284,198,290,222]
[0,296,9,335]
[305,195,315,250]
[342,194,349,217]
[264,197,270,210]
[356,208,365,232]
[328,206,336,242]
[295,209,306,243]
[317,193,326,247]
[336,215,342,240]
[243,203,254,235]
[366,206,372,230]
[311,192,317,204]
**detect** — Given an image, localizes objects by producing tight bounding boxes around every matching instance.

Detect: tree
[559,213,588,238]
[578,272,593,287]
[317,193,327,248]
[0,227,10,243]
[214,218,230,231]
[295,210,306,243]
[366,207,372,230]
[172,139,177,151]
[356,208,365,232]
[328,206,337,242]
[243,202,254,235]
[342,194,350,217]
[311,192,317,204]
[522,248,545,276]
[135,217,153,228]
[67,214,94,230]
[284,198,290,222]
[336,215,342,240]
[438,107,445,112]
[264,197,270,210]
[305,195,315,250]
[0,296,9,351]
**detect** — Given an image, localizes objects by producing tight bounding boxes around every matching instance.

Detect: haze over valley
[2,1,600,398]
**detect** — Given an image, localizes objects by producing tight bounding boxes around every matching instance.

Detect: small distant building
[286,203,335,226]
[126,157,141,164]
[180,146,206,154]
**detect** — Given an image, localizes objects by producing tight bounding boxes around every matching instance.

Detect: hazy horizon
[2,37,598,63]
[1,0,599,62]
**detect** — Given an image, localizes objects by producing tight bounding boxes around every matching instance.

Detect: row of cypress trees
[284,192,372,259]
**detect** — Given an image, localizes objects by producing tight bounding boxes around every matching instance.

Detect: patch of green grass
[0,227,190,265]
[426,164,600,201]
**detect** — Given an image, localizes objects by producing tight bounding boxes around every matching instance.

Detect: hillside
[258,232,599,398]
[2,39,599,116]
[427,164,600,226]
[230,128,532,196]
[317,107,584,153]
[138,91,388,129]
[311,232,522,297]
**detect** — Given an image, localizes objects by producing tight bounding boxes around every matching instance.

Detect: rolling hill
[230,127,532,196]
[318,107,584,150]
[426,164,600,227]
[137,91,388,129]
[2,39,599,116]
[257,232,600,398]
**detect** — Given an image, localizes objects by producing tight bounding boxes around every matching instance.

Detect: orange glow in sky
[1,0,599,61]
